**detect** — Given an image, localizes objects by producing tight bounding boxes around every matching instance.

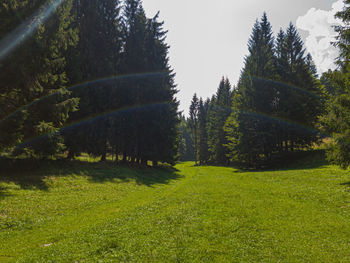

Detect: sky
[142,0,345,114]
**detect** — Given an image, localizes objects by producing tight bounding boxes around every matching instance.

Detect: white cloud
[296,0,344,73]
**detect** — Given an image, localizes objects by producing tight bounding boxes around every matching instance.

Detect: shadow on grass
[249,150,329,172]
[198,150,329,173]
[0,158,182,198]
[0,186,12,201]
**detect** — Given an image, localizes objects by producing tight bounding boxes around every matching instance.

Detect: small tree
[189,94,199,165]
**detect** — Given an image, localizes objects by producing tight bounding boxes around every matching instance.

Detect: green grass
[1,152,350,262]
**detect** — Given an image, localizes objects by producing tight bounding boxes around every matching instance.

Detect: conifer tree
[275,23,323,152]
[0,0,79,157]
[198,98,210,165]
[321,0,350,168]
[224,13,276,166]
[178,115,195,161]
[62,0,122,160]
[207,78,232,164]
[224,14,322,167]
[189,93,199,165]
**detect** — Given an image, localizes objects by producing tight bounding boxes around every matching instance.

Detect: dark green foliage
[0,0,79,156]
[335,0,350,68]
[178,115,195,161]
[224,14,323,167]
[224,14,277,167]
[207,78,232,165]
[198,98,210,164]
[189,93,199,165]
[62,0,122,160]
[0,0,179,165]
[115,1,179,165]
[320,1,350,169]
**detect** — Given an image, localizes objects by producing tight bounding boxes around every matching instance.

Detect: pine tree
[62,0,122,160]
[335,0,350,69]
[198,98,210,164]
[178,115,195,161]
[224,13,276,166]
[321,0,350,168]
[207,77,232,164]
[139,10,179,165]
[189,94,199,165]
[275,23,323,152]
[225,15,323,167]
[0,0,79,157]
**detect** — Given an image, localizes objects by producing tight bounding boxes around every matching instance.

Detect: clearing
[1,152,350,262]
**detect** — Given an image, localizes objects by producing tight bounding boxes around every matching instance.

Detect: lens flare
[0,0,64,61]
[0,72,167,124]
[15,101,171,150]
[251,76,322,100]
[208,103,328,137]
[240,110,327,137]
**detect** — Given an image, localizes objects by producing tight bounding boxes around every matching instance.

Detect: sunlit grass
[0,153,350,262]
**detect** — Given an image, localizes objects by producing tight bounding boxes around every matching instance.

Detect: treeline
[0,0,178,165]
[320,0,350,169]
[179,78,233,165]
[181,5,350,168]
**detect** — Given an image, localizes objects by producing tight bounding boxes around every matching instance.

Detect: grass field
[1,152,350,262]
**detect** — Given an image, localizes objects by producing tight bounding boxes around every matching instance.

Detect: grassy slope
[1,153,350,262]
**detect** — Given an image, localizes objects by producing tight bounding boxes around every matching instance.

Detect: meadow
[1,152,350,262]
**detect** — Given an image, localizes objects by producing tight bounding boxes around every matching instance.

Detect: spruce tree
[189,93,199,165]
[207,77,232,164]
[198,98,210,165]
[225,14,323,167]
[0,0,79,157]
[321,0,350,168]
[178,115,195,162]
[275,23,323,152]
[62,0,122,161]
[224,13,276,166]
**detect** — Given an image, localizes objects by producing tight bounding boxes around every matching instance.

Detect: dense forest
[0,0,350,169]
[181,3,350,168]
[0,0,178,165]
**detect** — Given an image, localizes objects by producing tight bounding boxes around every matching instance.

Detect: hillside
[1,154,350,262]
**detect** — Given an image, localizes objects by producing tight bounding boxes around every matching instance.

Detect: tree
[64,0,179,165]
[178,115,195,162]
[198,98,210,164]
[0,0,79,157]
[335,0,350,69]
[274,23,323,153]
[224,14,322,167]
[207,77,232,164]
[62,0,122,161]
[224,13,276,167]
[321,0,350,168]
[189,93,199,165]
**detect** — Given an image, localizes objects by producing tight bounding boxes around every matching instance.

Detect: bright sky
[142,0,344,114]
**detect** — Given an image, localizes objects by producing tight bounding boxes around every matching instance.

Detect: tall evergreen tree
[207,77,232,164]
[321,0,350,168]
[275,23,323,152]
[178,114,195,162]
[0,0,79,157]
[198,98,210,164]
[62,0,122,160]
[224,13,276,166]
[225,14,322,167]
[189,93,199,165]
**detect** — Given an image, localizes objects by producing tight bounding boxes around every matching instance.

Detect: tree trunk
[66,150,75,160]
[122,151,127,163]
[100,152,106,162]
